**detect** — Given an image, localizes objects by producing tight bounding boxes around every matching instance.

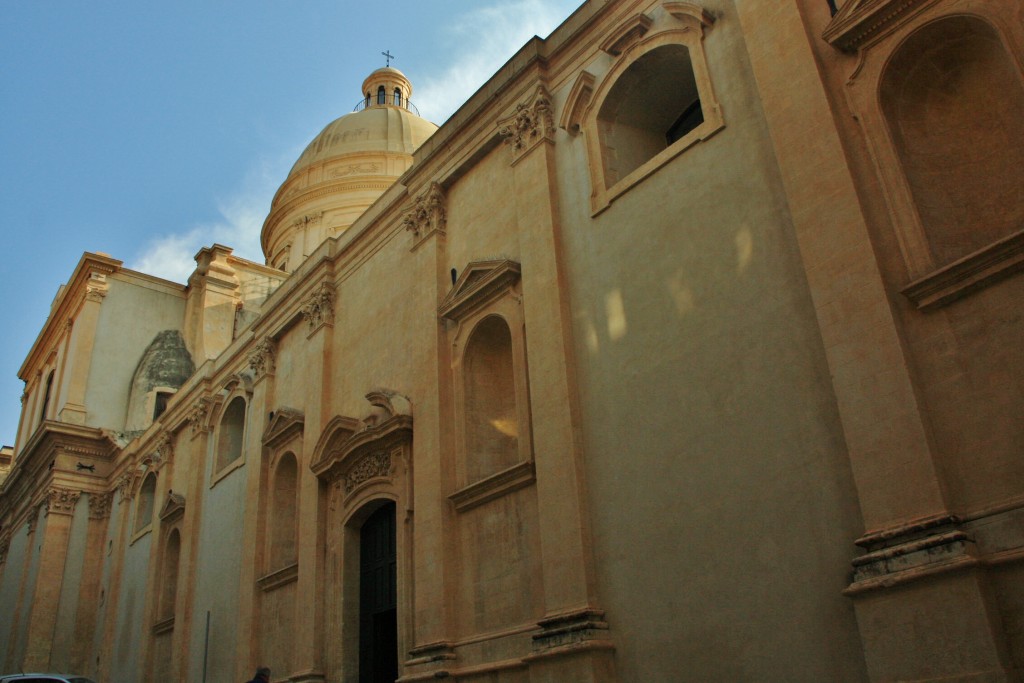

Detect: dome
[287,104,437,179]
[262,67,438,271]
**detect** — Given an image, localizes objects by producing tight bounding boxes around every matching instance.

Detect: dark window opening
[40,371,54,423]
[666,99,704,145]
[376,86,386,105]
[597,44,703,186]
[393,88,402,106]
[365,92,371,107]
[359,502,397,683]
[153,391,172,420]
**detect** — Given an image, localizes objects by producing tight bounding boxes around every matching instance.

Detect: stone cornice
[822,0,938,52]
[0,422,116,523]
[19,252,122,380]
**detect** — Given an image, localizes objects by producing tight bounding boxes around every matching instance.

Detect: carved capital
[116,472,138,502]
[46,487,81,516]
[402,181,447,248]
[301,282,336,332]
[249,337,277,379]
[187,397,212,437]
[149,431,174,469]
[498,86,556,161]
[85,272,109,303]
[88,492,113,519]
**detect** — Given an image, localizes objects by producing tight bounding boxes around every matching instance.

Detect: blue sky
[0,0,581,446]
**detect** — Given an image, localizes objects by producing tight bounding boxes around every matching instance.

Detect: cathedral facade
[1,0,1023,681]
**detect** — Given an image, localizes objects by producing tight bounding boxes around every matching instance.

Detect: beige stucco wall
[84,275,188,432]
[548,0,868,679]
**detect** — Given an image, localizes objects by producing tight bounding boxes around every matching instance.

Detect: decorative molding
[402,181,447,250]
[844,514,979,595]
[301,282,336,332]
[901,229,1024,311]
[148,431,174,470]
[600,13,653,56]
[46,487,81,516]
[559,71,596,135]
[248,336,277,379]
[330,162,382,178]
[84,271,110,303]
[344,450,393,493]
[822,0,936,52]
[158,490,186,523]
[663,1,715,27]
[406,641,457,667]
[88,492,113,520]
[311,391,413,486]
[116,471,139,502]
[528,608,612,656]
[449,460,535,513]
[257,561,299,592]
[291,211,324,229]
[497,86,555,162]
[262,408,305,450]
[187,397,213,438]
[439,259,522,323]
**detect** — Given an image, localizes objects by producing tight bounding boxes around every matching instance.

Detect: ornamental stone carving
[85,272,109,303]
[402,182,447,243]
[47,487,81,516]
[187,397,212,437]
[150,431,174,469]
[292,212,324,229]
[498,86,556,161]
[302,282,336,331]
[116,472,138,502]
[344,450,392,493]
[249,337,276,379]
[88,492,113,520]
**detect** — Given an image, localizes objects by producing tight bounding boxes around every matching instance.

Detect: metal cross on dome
[382,50,395,67]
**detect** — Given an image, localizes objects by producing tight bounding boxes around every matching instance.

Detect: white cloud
[129,158,284,283]
[415,0,580,123]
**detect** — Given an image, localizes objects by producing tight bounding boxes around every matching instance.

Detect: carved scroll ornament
[249,337,276,378]
[301,282,336,331]
[47,487,81,516]
[498,86,556,161]
[402,181,447,244]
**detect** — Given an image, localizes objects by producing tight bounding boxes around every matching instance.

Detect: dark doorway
[359,501,397,683]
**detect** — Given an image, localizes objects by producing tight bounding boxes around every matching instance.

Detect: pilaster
[499,85,612,680]
[22,488,80,670]
[70,491,112,673]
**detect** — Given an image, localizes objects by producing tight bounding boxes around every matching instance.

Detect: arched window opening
[597,44,703,187]
[393,88,402,107]
[40,371,55,424]
[880,16,1024,266]
[463,316,518,481]
[365,92,371,107]
[270,452,299,568]
[216,396,247,471]
[160,529,181,619]
[135,473,157,533]
[377,85,386,105]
